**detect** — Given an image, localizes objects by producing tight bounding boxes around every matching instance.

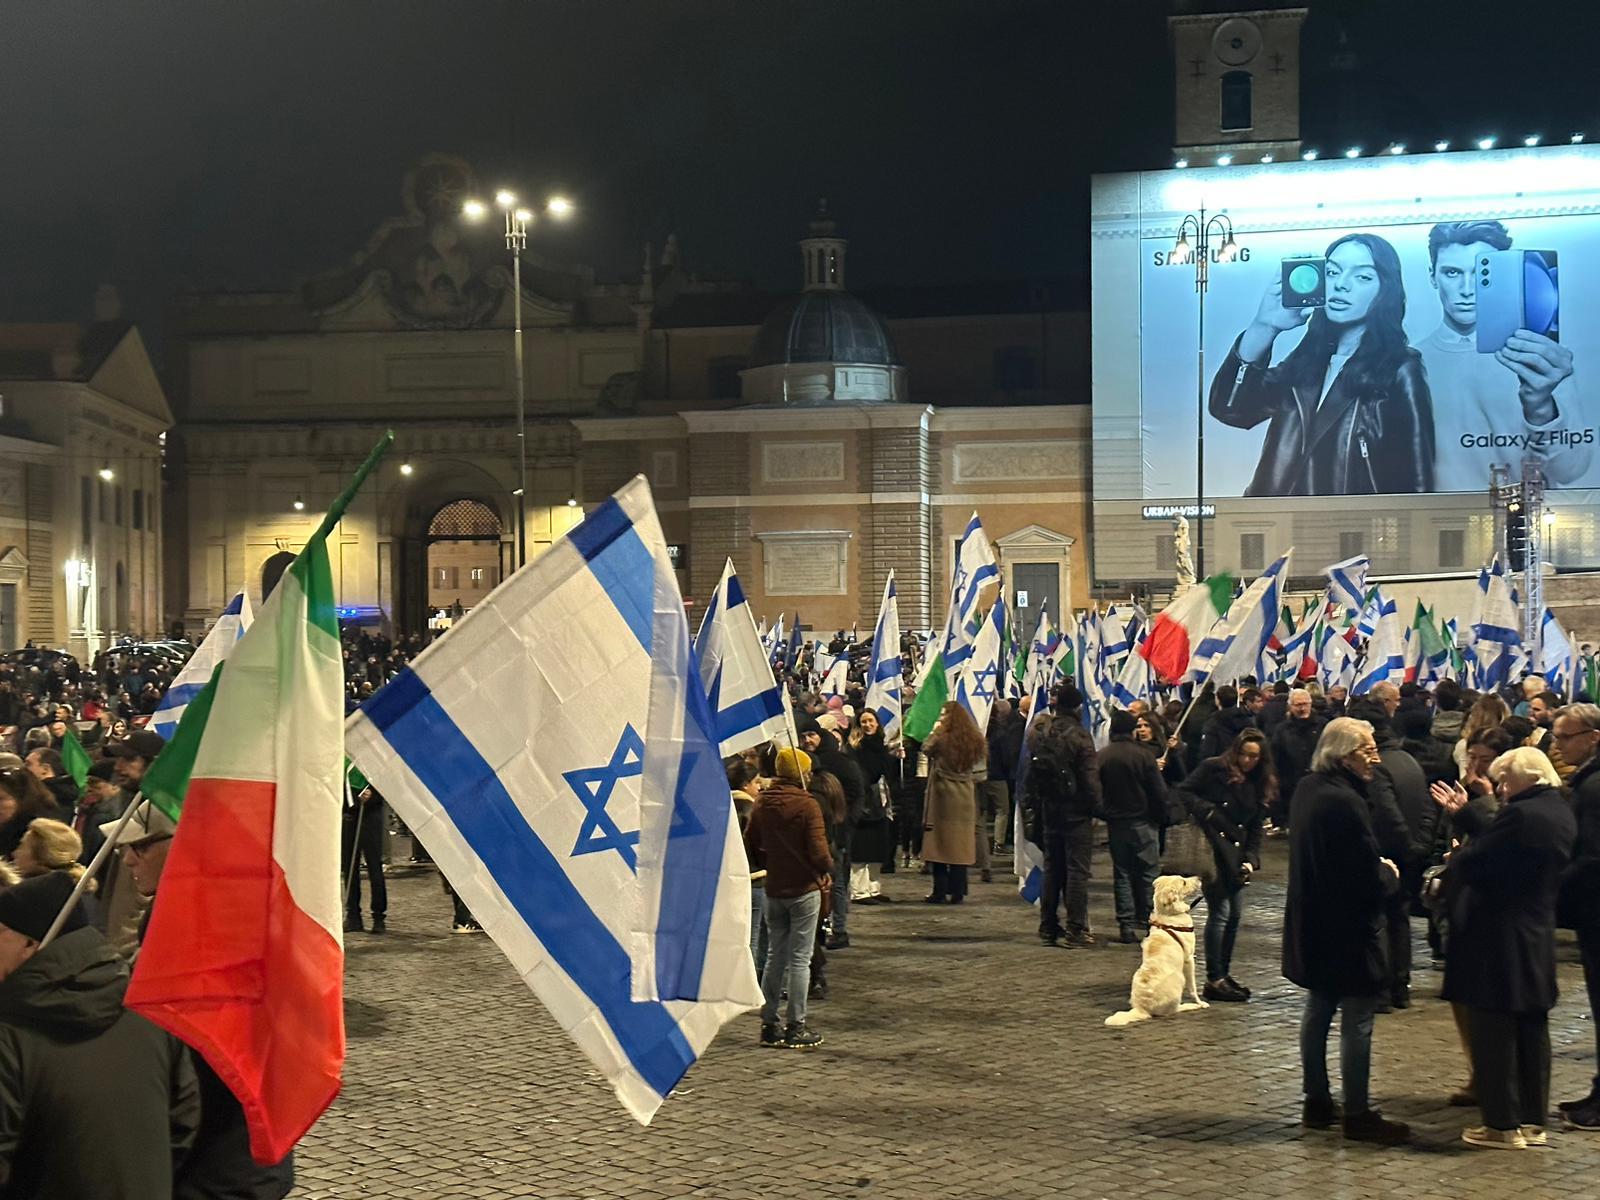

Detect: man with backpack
[1024,683,1102,947]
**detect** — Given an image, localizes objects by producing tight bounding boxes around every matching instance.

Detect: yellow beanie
[774,747,812,781]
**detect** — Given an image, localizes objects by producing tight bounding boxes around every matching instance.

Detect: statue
[1173,514,1196,595]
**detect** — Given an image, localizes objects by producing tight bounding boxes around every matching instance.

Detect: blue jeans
[1202,880,1243,981]
[750,883,768,975]
[1106,818,1159,928]
[1300,990,1378,1112]
[760,891,821,1028]
[831,847,850,935]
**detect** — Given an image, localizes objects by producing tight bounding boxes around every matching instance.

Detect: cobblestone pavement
[299,842,1600,1199]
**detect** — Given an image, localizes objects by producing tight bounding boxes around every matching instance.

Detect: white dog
[1104,875,1209,1027]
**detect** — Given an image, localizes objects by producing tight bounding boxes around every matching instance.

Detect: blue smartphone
[1476,249,1559,353]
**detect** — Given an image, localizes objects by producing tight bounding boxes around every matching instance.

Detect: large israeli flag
[954,593,1006,732]
[864,573,903,740]
[694,559,787,756]
[1324,553,1370,618]
[1187,551,1294,686]
[942,512,999,685]
[345,477,760,1125]
[1352,590,1405,694]
[1469,556,1522,690]
[149,590,252,740]
[1540,607,1577,697]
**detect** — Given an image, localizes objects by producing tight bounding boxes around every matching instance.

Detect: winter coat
[813,738,866,833]
[1373,731,1436,865]
[1096,735,1168,825]
[920,730,980,865]
[0,926,199,1199]
[744,782,832,898]
[1270,716,1323,805]
[1179,757,1267,892]
[848,732,897,864]
[1282,767,1398,996]
[1199,705,1256,760]
[1430,709,1465,751]
[41,774,78,821]
[986,712,1025,783]
[1023,710,1103,824]
[174,1056,294,1200]
[1209,336,1434,496]
[1442,784,1576,1013]
[1559,755,1600,930]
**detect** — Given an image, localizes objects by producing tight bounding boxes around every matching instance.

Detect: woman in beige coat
[922,702,985,904]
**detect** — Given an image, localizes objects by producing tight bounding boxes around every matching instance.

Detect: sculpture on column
[1173,514,1196,596]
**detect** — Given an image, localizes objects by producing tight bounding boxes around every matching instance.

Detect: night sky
[4,0,1598,347]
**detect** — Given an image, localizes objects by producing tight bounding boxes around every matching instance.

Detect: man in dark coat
[1200,685,1256,759]
[985,701,1025,853]
[1026,683,1102,947]
[1556,703,1600,1131]
[1435,748,1576,1149]
[1097,709,1167,942]
[0,873,199,1197]
[1351,697,1436,1010]
[1269,688,1322,831]
[1282,717,1409,1144]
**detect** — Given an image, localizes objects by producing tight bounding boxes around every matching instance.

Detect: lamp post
[462,190,574,568]
[1171,205,1238,579]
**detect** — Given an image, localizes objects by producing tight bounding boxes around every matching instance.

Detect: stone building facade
[0,316,171,655]
[164,156,1091,638]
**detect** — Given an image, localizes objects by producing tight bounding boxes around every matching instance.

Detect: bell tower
[1168,5,1307,167]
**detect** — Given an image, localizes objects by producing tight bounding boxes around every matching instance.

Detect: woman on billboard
[1210,233,1435,496]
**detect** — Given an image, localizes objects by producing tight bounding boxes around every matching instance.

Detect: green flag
[903,652,950,742]
[61,725,93,791]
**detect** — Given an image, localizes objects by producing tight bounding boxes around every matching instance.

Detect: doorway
[424,500,502,629]
[1012,562,1060,634]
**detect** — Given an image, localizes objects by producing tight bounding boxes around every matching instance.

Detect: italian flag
[126,433,390,1165]
[1139,573,1236,684]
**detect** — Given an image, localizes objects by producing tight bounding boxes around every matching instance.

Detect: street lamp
[461,189,575,568]
[1172,205,1239,578]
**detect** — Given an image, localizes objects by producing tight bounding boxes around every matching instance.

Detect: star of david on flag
[565,724,644,870]
[346,476,761,1126]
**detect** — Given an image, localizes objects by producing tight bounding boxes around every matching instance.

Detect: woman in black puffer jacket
[1179,729,1274,1002]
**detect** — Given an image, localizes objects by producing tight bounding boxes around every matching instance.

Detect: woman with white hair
[1431,747,1577,1150]
[1282,717,1409,1144]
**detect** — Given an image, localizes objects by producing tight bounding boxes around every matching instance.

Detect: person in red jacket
[744,746,833,1050]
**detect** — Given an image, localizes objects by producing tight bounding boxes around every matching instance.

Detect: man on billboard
[1210,233,1435,496]
[1420,220,1587,488]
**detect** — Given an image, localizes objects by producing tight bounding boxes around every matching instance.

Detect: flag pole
[39,790,145,950]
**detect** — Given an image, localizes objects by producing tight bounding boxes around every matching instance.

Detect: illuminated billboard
[1091,145,1600,501]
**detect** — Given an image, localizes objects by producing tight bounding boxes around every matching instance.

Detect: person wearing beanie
[73,758,123,866]
[0,872,200,1198]
[1097,709,1169,942]
[744,744,831,1049]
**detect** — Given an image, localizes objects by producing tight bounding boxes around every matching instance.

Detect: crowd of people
[737,633,1600,1155]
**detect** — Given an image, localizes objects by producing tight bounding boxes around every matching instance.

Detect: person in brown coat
[921,702,986,904]
[744,746,833,1050]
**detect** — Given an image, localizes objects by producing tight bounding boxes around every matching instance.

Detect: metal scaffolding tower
[1490,458,1546,654]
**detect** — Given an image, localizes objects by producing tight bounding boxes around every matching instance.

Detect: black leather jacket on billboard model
[1209,337,1435,497]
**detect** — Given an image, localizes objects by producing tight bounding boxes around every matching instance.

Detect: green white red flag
[125,432,391,1165]
[1137,573,1236,684]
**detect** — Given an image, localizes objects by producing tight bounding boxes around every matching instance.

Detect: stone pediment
[995,524,1075,552]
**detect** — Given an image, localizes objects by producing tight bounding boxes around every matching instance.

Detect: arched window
[1220,70,1252,132]
[428,500,501,540]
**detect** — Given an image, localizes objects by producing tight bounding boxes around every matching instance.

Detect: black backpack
[1022,715,1079,839]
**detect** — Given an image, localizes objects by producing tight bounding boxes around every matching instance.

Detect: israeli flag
[1469,556,1522,690]
[1012,689,1049,905]
[942,512,999,685]
[1540,607,1577,697]
[1187,552,1294,687]
[1324,553,1370,618]
[149,590,252,740]
[1352,590,1405,694]
[954,593,1006,732]
[864,573,903,740]
[345,477,761,1125]
[818,652,850,696]
[694,559,787,757]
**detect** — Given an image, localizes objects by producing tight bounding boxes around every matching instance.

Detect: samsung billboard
[1092,144,1600,505]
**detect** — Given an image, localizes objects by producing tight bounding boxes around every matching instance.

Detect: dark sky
[4,0,1599,345]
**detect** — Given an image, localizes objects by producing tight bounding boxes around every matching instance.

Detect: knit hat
[1053,682,1083,712]
[1109,709,1137,737]
[86,758,117,783]
[793,714,823,739]
[0,872,87,942]
[773,747,812,782]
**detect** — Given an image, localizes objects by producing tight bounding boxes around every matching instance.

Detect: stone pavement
[299,843,1600,1199]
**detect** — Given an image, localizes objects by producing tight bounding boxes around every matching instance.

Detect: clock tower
[1169,4,1307,166]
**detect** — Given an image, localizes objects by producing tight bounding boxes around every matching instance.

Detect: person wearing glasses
[1552,705,1600,1133]
[102,801,297,1198]
[1281,718,1409,1144]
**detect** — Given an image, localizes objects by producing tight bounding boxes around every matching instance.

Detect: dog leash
[1148,920,1194,949]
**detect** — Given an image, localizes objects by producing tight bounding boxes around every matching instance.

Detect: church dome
[747,290,899,368]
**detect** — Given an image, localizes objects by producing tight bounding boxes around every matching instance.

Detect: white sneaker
[1520,1125,1549,1147]
[1462,1125,1527,1150]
